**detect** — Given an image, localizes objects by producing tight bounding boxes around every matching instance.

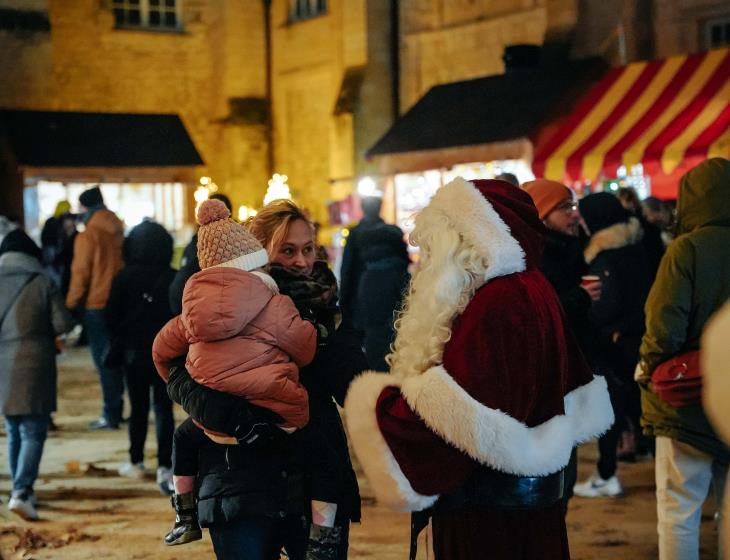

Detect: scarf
[268,261,339,335]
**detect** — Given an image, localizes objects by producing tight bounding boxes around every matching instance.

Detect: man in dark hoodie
[339,196,385,329]
[637,158,730,560]
[105,220,177,495]
[66,186,125,430]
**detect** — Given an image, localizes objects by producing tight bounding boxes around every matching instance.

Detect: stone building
[1,0,728,230]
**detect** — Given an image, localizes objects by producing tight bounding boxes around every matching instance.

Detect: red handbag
[651,350,702,408]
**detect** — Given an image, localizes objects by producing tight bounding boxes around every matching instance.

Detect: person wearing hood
[66,185,125,430]
[636,158,730,560]
[105,220,177,493]
[0,230,76,520]
[344,178,613,559]
[573,192,651,498]
[355,222,410,371]
[339,195,386,329]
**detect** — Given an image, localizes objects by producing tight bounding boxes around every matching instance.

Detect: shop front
[532,47,730,199]
[0,109,203,243]
[361,53,604,236]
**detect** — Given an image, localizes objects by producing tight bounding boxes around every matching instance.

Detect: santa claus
[344,178,614,559]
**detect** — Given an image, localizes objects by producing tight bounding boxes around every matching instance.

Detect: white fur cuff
[344,372,439,512]
[400,367,614,476]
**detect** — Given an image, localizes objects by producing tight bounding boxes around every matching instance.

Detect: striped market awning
[533,48,730,196]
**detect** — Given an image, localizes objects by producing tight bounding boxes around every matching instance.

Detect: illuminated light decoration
[238,205,258,221]
[357,176,383,198]
[194,176,220,214]
[341,228,350,238]
[263,173,292,206]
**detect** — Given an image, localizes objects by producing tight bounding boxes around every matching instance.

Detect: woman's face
[272,219,316,274]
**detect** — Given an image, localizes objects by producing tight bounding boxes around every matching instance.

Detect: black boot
[164,492,202,546]
[304,524,342,560]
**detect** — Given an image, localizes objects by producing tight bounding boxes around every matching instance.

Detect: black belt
[438,467,565,511]
[409,468,565,560]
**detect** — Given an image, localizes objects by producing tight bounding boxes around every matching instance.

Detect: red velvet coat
[344,178,613,559]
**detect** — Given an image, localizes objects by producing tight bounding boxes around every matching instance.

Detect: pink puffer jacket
[153,267,316,428]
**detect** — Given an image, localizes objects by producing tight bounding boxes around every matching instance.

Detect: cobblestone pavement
[0,348,719,559]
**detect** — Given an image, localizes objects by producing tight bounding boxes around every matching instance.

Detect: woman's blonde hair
[246,199,314,256]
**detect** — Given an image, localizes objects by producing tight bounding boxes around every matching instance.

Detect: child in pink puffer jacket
[153,199,317,546]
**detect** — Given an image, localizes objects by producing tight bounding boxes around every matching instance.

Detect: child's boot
[305,524,342,560]
[164,492,202,546]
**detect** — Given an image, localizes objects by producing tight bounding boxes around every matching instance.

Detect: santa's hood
[417,178,544,280]
[181,267,273,342]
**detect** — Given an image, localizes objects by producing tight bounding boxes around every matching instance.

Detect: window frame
[702,15,730,50]
[288,0,328,24]
[112,0,183,32]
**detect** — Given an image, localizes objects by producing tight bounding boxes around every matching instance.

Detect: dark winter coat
[168,234,199,316]
[0,252,76,415]
[105,221,176,363]
[539,228,596,368]
[580,194,651,377]
[339,215,385,324]
[639,158,730,462]
[356,223,410,370]
[166,288,366,527]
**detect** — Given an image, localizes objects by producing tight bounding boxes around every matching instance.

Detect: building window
[289,0,327,23]
[113,0,182,31]
[703,16,730,49]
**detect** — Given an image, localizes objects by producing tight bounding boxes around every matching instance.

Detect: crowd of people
[0,157,728,560]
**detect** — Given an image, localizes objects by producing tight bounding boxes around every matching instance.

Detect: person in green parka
[636,157,730,560]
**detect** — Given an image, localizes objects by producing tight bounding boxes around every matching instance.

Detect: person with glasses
[523,179,602,511]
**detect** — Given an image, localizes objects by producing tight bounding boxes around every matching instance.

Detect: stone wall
[0,0,270,211]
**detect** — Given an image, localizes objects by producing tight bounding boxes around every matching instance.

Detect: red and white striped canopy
[533,48,730,197]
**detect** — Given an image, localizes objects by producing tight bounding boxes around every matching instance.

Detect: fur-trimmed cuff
[344,371,439,512]
[400,367,614,476]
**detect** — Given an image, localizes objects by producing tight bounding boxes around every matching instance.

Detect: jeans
[209,514,308,560]
[124,356,174,467]
[84,309,124,426]
[655,436,727,560]
[5,414,50,496]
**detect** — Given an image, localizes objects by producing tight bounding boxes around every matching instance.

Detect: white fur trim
[212,248,269,272]
[344,372,439,512]
[420,177,526,282]
[584,217,643,264]
[400,366,614,476]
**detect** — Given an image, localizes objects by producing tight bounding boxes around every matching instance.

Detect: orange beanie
[522,179,572,220]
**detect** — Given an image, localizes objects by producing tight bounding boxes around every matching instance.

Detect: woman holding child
[154,199,365,560]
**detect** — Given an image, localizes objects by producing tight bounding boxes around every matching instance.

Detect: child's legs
[12,414,49,495]
[172,417,207,494]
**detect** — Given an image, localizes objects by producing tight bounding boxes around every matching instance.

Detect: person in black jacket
[355,223,410,371]
[573,192,651,498]
[168,193,232,315]
[165,200,365,560]
[523,179,602,512]
[105,220,177,494]
[339,196,385,328]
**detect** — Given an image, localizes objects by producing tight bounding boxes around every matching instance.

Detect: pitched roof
[367,59,604,158]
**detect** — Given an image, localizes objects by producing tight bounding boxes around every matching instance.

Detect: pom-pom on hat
[196,199,268,271]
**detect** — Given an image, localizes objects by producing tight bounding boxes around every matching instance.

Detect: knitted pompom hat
[196,199,268,271]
